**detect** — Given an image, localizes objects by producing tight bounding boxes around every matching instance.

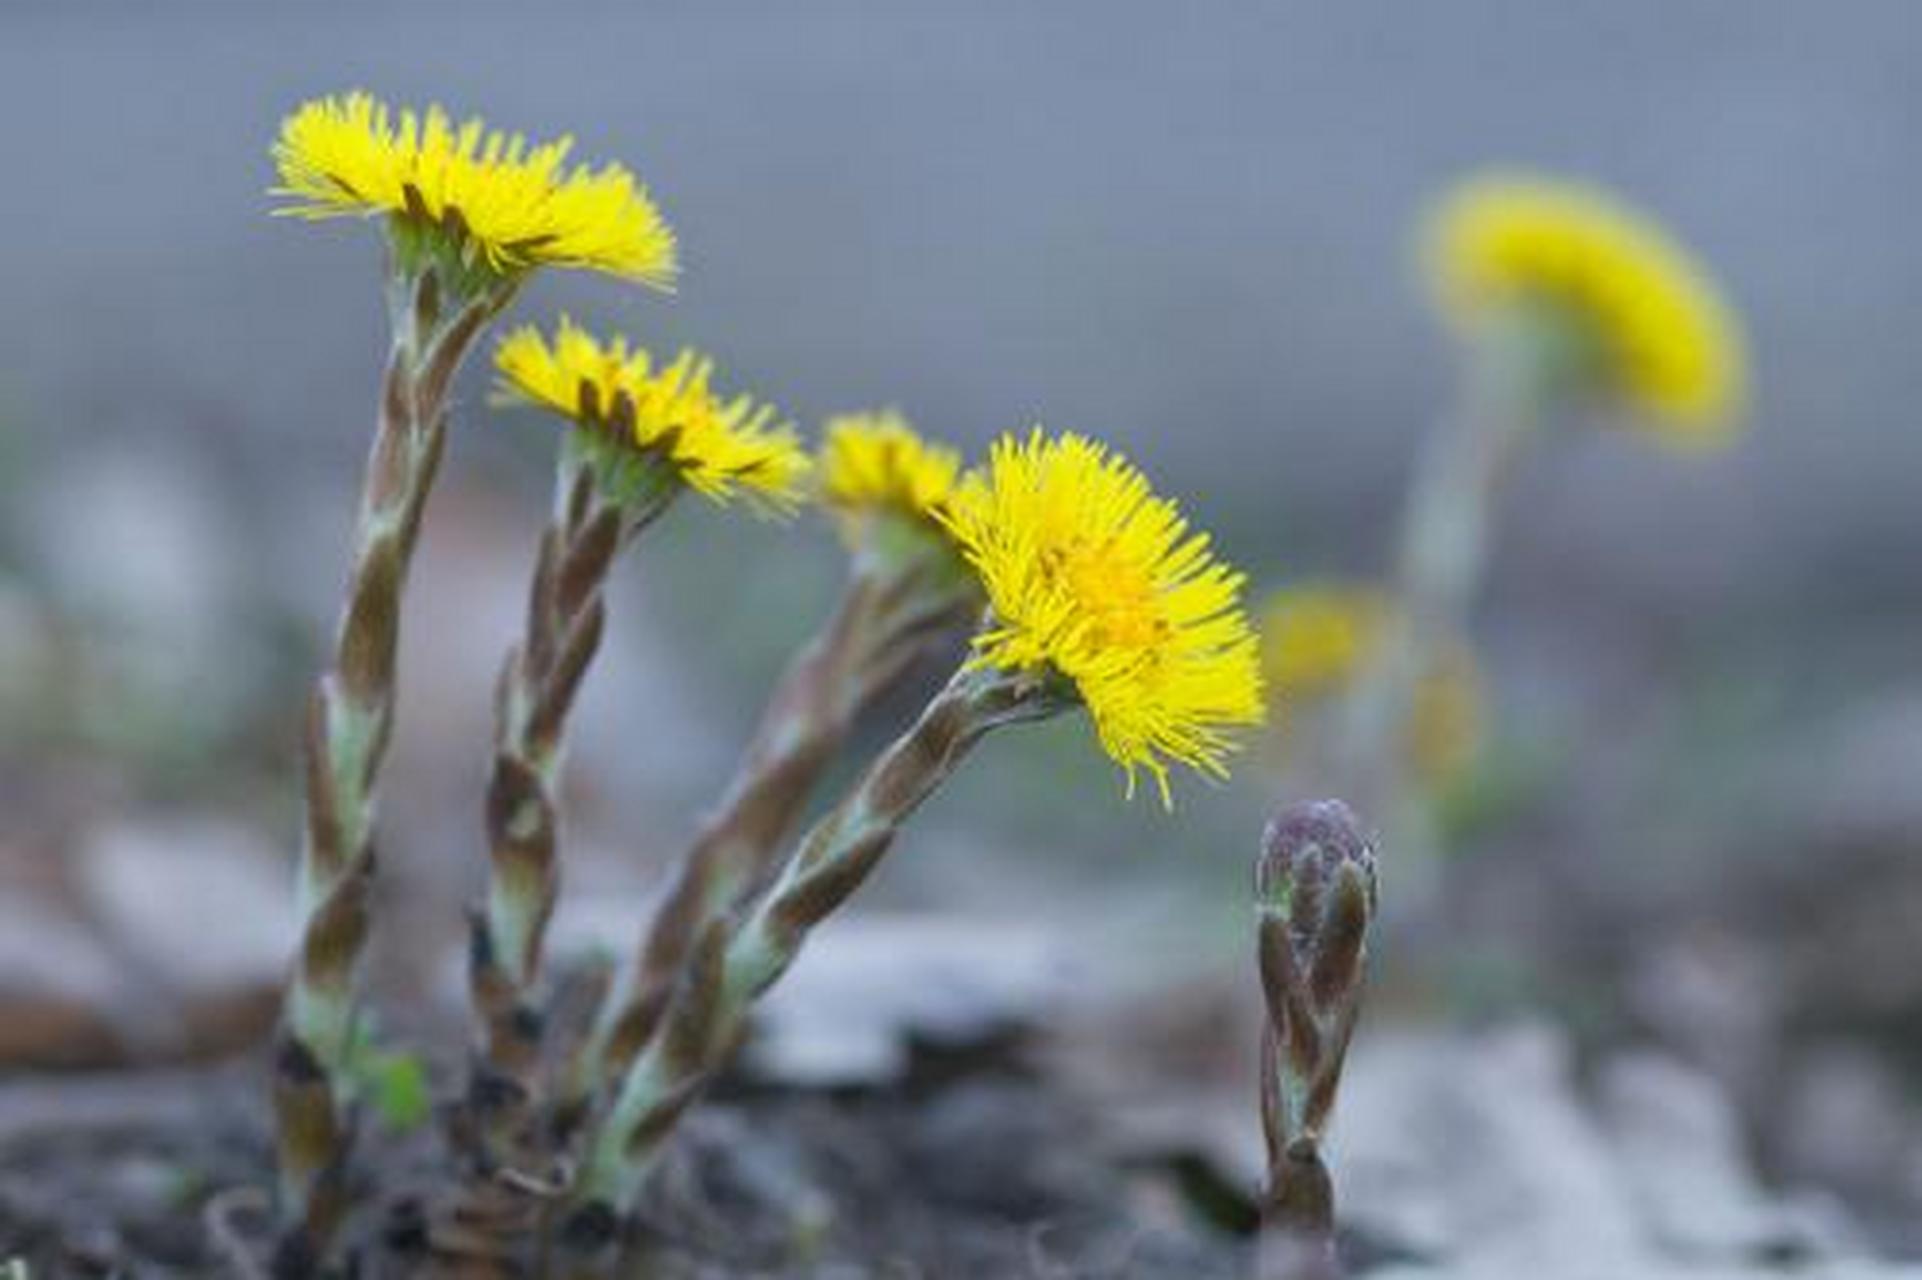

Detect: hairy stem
[1255,1131,1340,1280]
[575,565,964,1104]
[572,664,1059,1229]
[273,251,513,1265]
[466,452,674,1170]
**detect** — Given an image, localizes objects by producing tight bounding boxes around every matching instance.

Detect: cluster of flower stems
[267,240,1018,1275]
[264,227,1541,1280]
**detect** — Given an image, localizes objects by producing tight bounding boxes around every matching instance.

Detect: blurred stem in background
[1333,302,1572,923]
[1312,173,1748,940]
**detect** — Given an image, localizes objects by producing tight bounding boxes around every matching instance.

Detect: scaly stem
[572,560,968,1107]
[273,242,515,1268]
[1255,1133,1340,1280]
[568,663,1062,1238]
[466,447,676,1171]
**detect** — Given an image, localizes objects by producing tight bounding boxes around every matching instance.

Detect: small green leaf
[354,1049,431,1134]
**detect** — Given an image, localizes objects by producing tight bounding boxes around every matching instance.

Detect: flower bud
[1254,798,1377,1252]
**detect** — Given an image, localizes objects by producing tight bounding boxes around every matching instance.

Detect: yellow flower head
[818,410,964,539]
[494,318,809,510]
[1261,582,1482,784]
[1424,173,1747,444]
[941,429,1265,804]
[272,92,677,287]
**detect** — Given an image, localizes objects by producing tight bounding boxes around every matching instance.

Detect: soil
[0,1047,1269,1279]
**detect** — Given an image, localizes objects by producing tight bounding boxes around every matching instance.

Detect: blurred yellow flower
[272,92,677,287]
[1424,173,1746,444]
[1406,645,1482,788]
[494,318,808,510]
[1261,583,1482,785]
[818,410,964,540]
[942,430,1264,804]
[1261,584,1392,702]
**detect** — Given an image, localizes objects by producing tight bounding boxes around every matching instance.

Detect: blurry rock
[24,447,258,727]
[76,818,293,1057]
[1790,691,1922,847]
[1336,1024,1641,1266]
[1596,1051,1821,1261]
[1779,1043,1922,1218]
[1782,864,1922,1028]
[746,914,1083,1086]
[0,894,127,1065]
[1362,1260,1910,1279]
[1340,1033,1899,1274]
[909,1080,1090,1214]
[1045,971,1264,1198]
[1623,929,1780,1111]
[1754,695,1922,1031]
[545,900,1081,1087]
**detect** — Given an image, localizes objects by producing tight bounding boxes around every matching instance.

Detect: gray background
[2,2,1916,891]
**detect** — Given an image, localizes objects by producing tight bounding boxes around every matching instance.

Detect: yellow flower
[1261,583,1482,784]
[1424,173,1746,444]
[941,429,1264,804]
[494,318,808,510]
[818,410,964,538]
[1261,584,1391,702]
[272,92,677,287]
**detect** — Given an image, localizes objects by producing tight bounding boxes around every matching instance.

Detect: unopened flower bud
[1254,798,1377,1264]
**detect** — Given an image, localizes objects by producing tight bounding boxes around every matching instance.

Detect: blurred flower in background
[1423,172,1749,443]
[1260,581,1483,790]
[818,409,964,540]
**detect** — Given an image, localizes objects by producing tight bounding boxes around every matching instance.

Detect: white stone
[1596,1051,1789,1260]
[76,818,294,998]
[1335,1024,1643,1266]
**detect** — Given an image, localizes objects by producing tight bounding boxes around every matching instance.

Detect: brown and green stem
[466,435,678,1171]
[273,221,517,1265]
[569,662,1065,1235]
[574,543,975,1106]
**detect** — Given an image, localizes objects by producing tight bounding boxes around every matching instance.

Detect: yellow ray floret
[941,429,1265,804]
[1261,582,1482,784]
[494,319,809,510]
[818,410,964,535]
[1424,173,1747,444]
[272,91,677,287]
